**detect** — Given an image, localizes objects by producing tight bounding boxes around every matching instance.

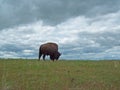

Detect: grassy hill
[0,59,120,90]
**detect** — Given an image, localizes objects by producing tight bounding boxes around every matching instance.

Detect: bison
[38,42,61,61]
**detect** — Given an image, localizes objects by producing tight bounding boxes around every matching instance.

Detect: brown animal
[38,42,61,61]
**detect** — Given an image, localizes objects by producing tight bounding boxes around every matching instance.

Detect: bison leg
[43,54,46,60]
[50,55,54,61]
[39,53,42,60]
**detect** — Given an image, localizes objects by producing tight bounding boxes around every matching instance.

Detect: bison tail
[39,46,42,60]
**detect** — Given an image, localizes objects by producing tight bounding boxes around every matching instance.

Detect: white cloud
[0,11,120,60]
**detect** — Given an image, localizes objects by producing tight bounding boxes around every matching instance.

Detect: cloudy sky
[0,0,120,60]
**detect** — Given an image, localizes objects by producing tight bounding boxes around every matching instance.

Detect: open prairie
[0,59,120,90]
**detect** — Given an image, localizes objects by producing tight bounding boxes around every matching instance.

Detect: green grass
[0,59,120,90]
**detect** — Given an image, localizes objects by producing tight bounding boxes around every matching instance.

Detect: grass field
[0,59,120,90]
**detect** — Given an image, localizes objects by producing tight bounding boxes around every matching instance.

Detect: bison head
[50,52,61,60]
[55,52,61,60]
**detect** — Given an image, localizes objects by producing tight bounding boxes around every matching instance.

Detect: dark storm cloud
[78,31,120,48]
[0,43,37,58]
[0,0,120,30]
[0,0,120,60]
[0,13,120,59]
